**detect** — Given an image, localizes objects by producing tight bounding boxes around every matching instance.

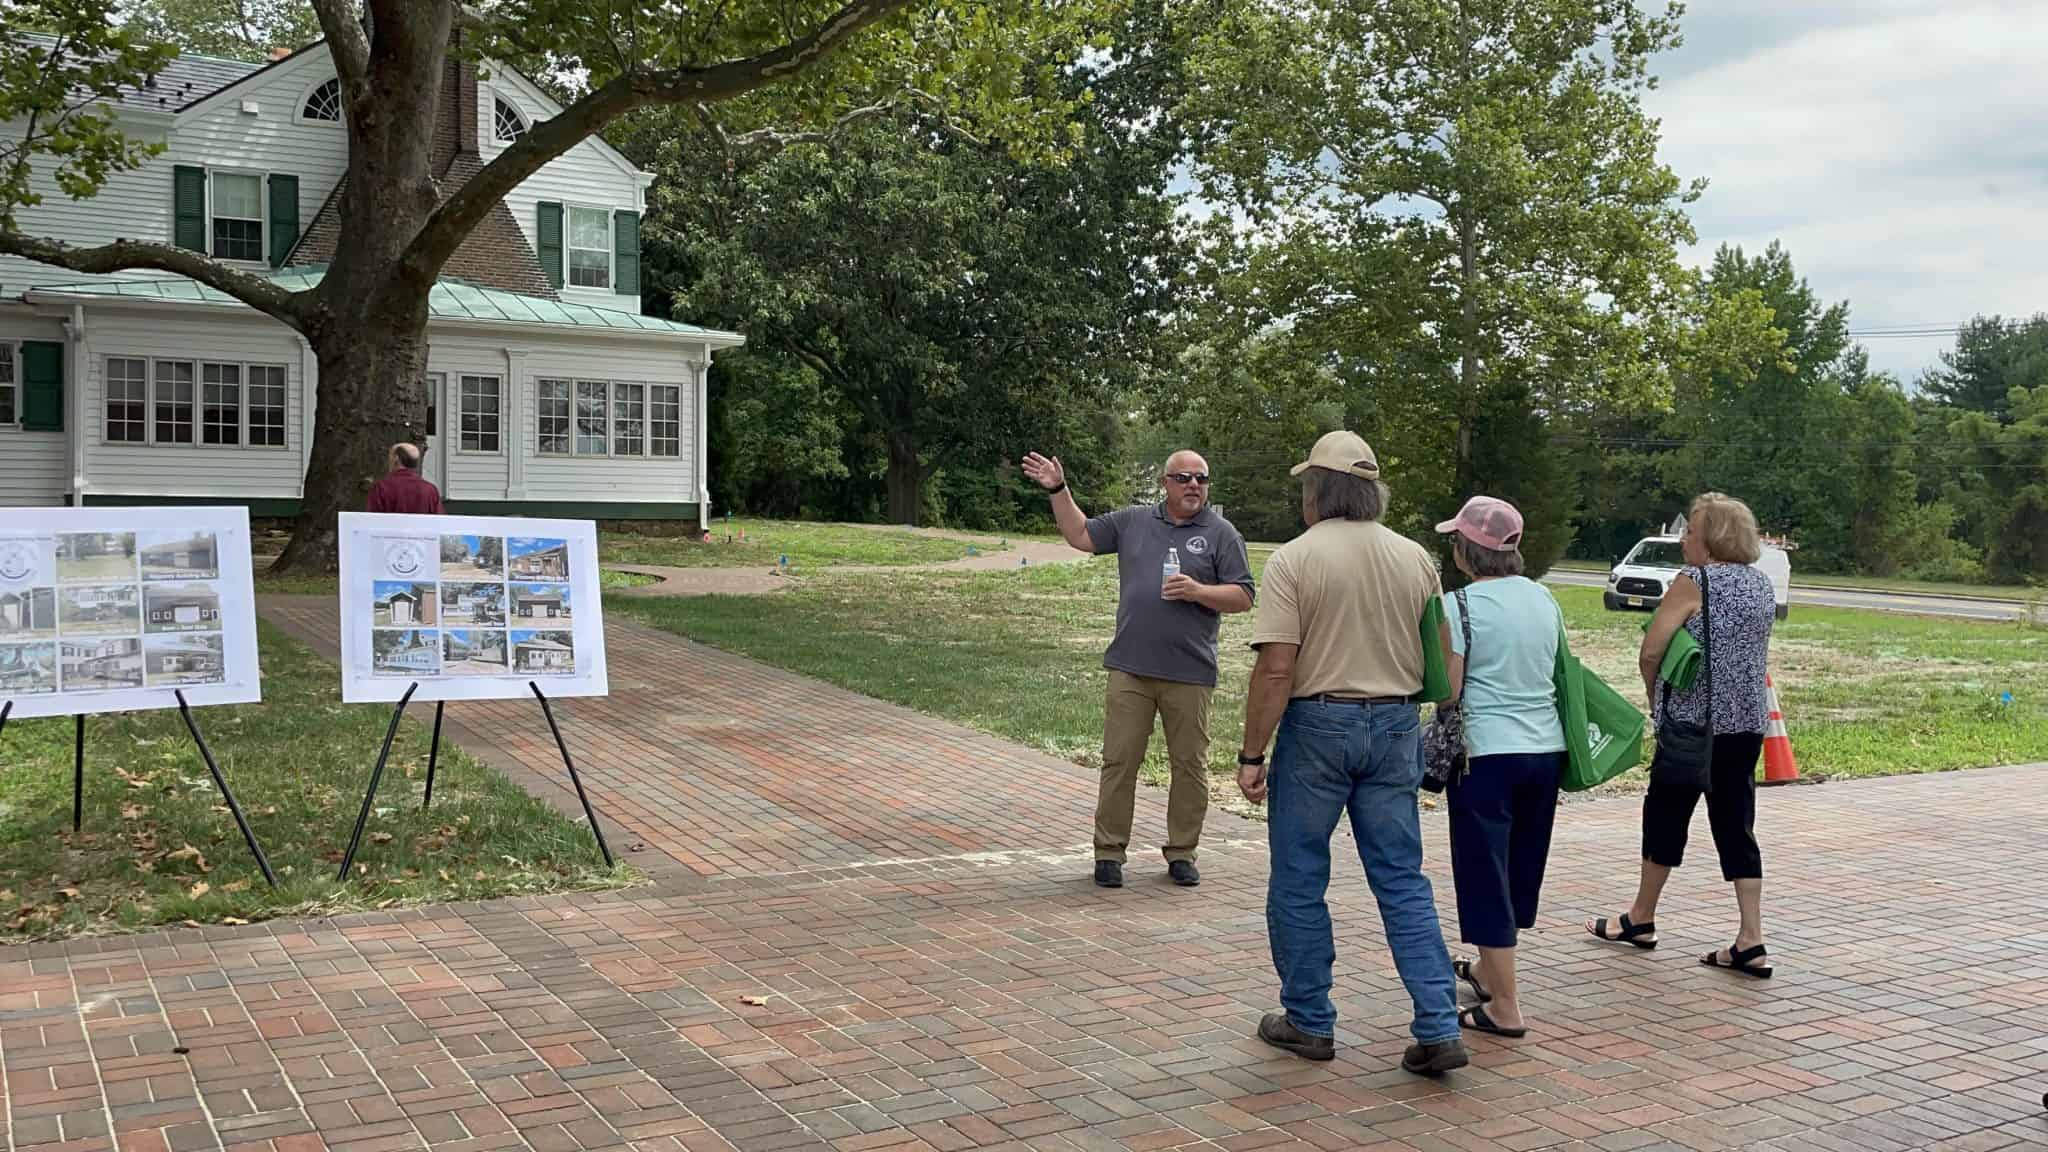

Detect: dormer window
[302,78,341,122]
[494,97,527,142]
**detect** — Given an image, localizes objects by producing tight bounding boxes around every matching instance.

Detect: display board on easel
[334,513,614,879]
[0,506,274,884]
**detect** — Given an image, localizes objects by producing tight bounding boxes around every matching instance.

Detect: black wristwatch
[1237,751,1265,766]
[1047,481,1067,495]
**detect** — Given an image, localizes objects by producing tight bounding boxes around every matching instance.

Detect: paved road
[1545,568,2037,622]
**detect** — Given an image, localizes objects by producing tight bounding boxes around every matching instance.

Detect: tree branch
[0,232,306,323]
[403,0,914,278]
[310,0,369,86]
[706,88,984,153]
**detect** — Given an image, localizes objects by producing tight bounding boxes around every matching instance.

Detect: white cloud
[1644,0,2048,381]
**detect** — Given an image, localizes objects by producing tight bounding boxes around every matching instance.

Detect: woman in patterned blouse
[1585,493,1779,978]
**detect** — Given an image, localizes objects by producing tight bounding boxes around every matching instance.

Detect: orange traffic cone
[1761,673,1800,784]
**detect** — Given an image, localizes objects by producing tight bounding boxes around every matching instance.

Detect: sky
[1643,0,2048,383]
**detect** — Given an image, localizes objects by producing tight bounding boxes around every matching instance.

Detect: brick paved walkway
[4,605,2046,1152]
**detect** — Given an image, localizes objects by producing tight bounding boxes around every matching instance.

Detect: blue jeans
[1266,699,1459,1044]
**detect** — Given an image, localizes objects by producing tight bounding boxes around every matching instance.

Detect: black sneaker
[1257,1013,1333,1061]
[1093,860,1124,888]
[1401,1038,1470,1077]
[1168,860,1200,887]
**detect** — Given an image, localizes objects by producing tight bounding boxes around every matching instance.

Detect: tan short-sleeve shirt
[1251,519,1442,698]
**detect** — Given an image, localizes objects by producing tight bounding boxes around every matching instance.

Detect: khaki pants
[1095,670,1212,863]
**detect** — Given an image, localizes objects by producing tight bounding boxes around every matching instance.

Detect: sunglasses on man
[1164,472,1210,486]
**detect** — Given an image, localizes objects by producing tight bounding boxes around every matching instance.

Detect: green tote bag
[1554,627,1646,792]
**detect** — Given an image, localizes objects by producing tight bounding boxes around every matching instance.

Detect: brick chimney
[431,28,480,173]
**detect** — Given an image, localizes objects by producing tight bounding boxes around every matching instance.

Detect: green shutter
[21,341,64,432]
[537,201,563,288]
[613,211,640,297]
[173,165,206,251]
[267,174,300,266]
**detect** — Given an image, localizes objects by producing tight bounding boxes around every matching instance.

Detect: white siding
[0,50,345,294]
[514,339,702,505]
[423,347,513,502]
[0,310,72,505]
[82,310,306,499]
[479,72,648,316]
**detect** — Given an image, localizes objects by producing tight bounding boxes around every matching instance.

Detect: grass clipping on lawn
[0,621,631,941]
[619,559,2048,807]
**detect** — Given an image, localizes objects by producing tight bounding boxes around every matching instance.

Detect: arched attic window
[494,96,528,142]
[301,77,341,123]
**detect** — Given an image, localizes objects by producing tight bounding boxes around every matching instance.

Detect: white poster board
[0,506,262,719]
[337,513,608,703]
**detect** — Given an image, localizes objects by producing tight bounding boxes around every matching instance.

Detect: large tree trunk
[272,292,434,572]
[885,429,921,525]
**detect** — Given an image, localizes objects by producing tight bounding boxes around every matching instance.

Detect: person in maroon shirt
[365,443,444,515]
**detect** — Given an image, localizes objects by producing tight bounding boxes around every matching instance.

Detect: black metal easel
[0,694,275,886]
[337,681,613,881]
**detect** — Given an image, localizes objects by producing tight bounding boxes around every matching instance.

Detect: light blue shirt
[1442,576,1566,757]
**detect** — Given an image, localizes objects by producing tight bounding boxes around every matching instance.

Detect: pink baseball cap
[1437,496,1525,551]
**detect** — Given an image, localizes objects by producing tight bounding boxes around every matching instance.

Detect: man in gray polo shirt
[1022,449,1256,889]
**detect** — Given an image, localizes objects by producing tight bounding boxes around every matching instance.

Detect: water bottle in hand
[1162,547,1180,598]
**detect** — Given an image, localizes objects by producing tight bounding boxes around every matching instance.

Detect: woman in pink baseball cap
[1433,496,1567,1039]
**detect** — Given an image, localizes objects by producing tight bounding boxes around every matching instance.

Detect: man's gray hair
[1453,533,1525,578]
[1303,466,1388,522]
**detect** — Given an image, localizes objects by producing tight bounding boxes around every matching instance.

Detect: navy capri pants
[1447,750,1564,949]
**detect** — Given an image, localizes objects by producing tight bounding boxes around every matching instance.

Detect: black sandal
[1701,942,1773,978]
[1452,957,1491,1003]
[1458,1005,1527,1039]
[1586,913,1658,950]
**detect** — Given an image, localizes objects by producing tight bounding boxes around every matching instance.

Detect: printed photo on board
[144,634,226,687]
[372,629,441,677]
[59,584,141,635]
[144,582,223,634]
[138,531,222,581]
[510,629,575,675]
[0,642,58,695]
[372,582,438,627]
[442,629,508,674]
[61,637,145,689]
[0,587,58,638]
[440,534,505,580]
[0,538,55,586]
[56,533,137,583]
[509,583,572,623]
[507,537,570,583]
[441,582,505,626]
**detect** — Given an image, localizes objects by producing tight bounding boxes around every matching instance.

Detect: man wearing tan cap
[1233,430,1467,1076]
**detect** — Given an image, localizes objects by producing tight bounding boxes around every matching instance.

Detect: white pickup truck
[1603,534,1791,620]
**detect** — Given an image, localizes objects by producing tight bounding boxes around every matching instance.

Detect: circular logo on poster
[1185,535,1209,556]
[384,540,427,578]
[0,542,34,582]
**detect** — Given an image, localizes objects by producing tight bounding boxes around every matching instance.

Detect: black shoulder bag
[1649,567,1714,792]
[1421,588,1472,793]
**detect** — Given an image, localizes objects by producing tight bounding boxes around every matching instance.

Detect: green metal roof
[25,268,740,343]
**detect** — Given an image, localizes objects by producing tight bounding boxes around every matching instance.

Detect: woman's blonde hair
[1689,492,1761,564]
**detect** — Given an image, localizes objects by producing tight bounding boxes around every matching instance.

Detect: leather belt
[1293,694,1414,706]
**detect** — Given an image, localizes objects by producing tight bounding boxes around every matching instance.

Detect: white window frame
[535,377,678,458]
[207,168,268,264]
[0,341,17,428]
[492,95,527,142]
[200,362,242,446]
[298,77,343,125]
[457,374,503,454]
[565,205,613,291]
[246,364,288,448]
[103,356,290,449]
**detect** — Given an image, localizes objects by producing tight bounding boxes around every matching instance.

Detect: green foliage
[0,1,174,228]
[121,0,322,61]
[1921,314,2048,422]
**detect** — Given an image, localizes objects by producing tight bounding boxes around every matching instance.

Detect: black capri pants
[1641,732,1765,880]
[1448,751,1564,949]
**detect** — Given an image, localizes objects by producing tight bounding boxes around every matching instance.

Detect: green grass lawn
[617,558,2048,808]
[0,621,630,941]
[600,519,1009,570]
[1551,558,2030,603]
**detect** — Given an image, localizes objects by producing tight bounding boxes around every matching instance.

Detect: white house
[1,37,743,522]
